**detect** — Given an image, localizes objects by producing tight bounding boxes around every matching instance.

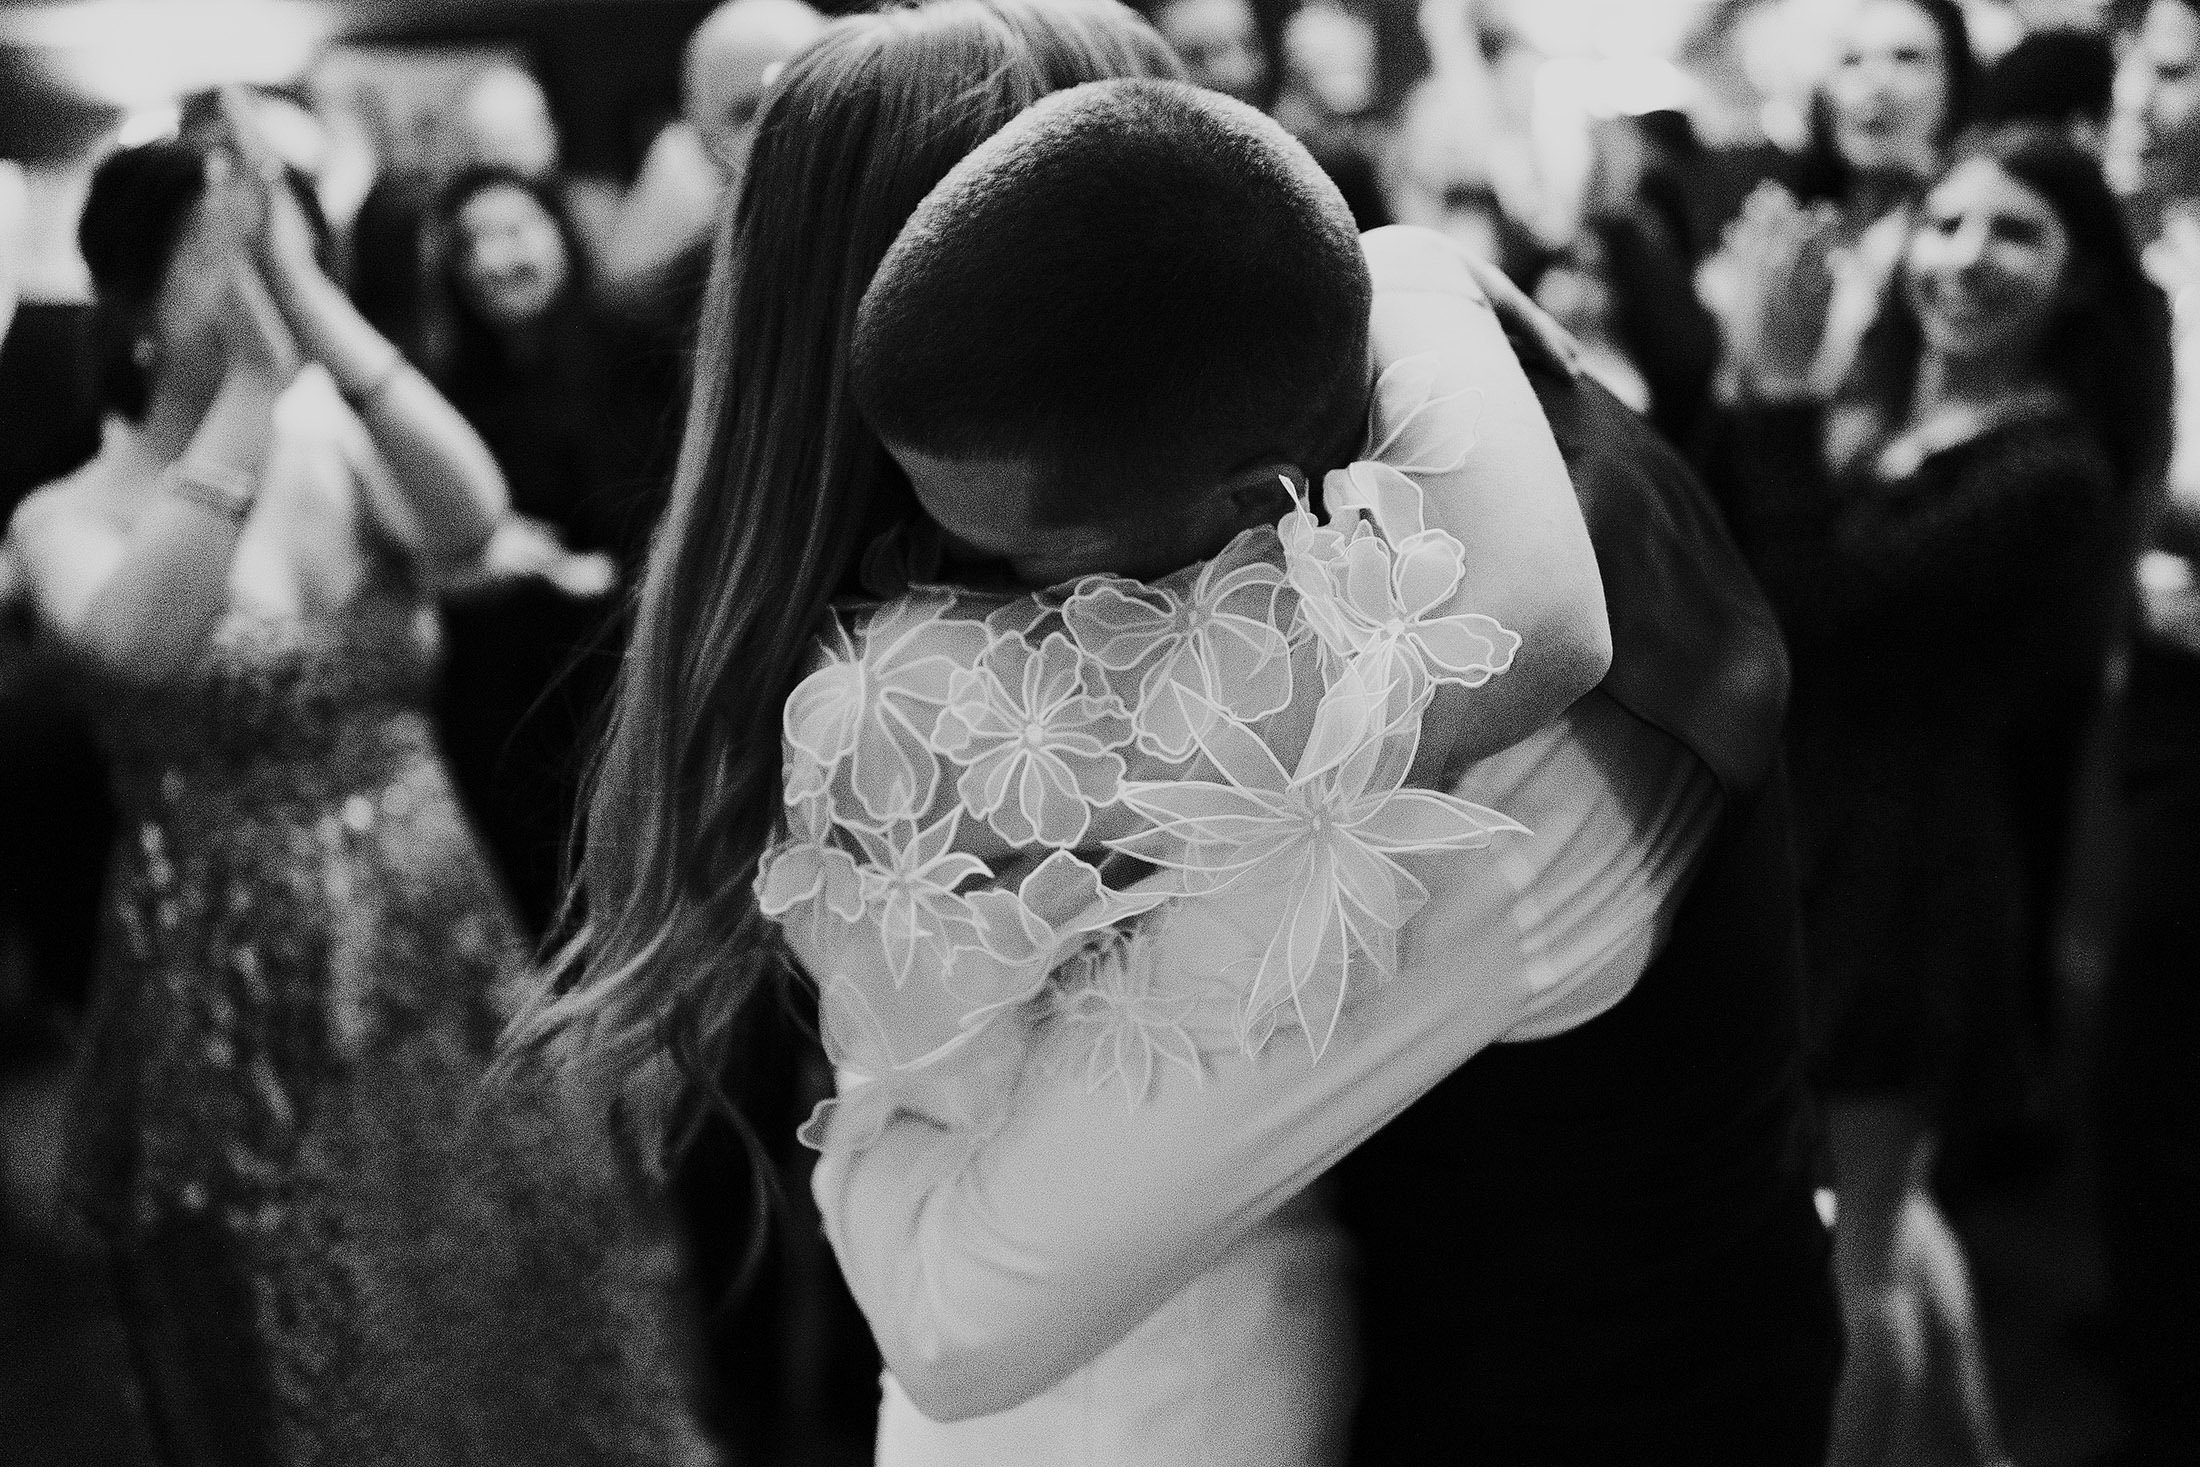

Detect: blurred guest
[1710,129,2168,1467]
[348,166,448,372]
[1704,0,1980,401]
[1272,1,1393,228]
[1393,0,1551,249]
[1667,1,1828,275]
[455,65,561,181]
[1974,26,2117,151]
[598,0,824,322]
[595,0,824,549]
[1149,0,1272,105]
[2093,1,2200,1459]
[349,64,606,383]
[451,63,618,250]
[1,118,718,1466]
[1552,114,1725,447]
[430,165,620,938]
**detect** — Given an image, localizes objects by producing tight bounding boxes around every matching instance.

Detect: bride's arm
[813,695,1719,1423]
[814,870,1538,1423]
[1360,225,1611,770]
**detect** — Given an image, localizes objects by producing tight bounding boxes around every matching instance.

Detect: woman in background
[430,164,620,937]
[1703,0,1978,402]
[0,119,716,1466]
[1711,129,2168,1467]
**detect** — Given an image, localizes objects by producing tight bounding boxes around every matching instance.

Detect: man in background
[597,0,824,318]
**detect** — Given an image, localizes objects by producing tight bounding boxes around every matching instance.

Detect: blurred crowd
[4,0,2199,1463]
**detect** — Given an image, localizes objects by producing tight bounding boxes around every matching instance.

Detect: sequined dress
[68,558,719,1467]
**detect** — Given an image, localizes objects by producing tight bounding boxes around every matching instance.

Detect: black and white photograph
[1,0,2193,1463]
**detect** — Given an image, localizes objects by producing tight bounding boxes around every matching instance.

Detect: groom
[830,83,1842,1464]
[1336,270,1843,1463]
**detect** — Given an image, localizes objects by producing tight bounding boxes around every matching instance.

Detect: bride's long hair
[509,0,1182,1140]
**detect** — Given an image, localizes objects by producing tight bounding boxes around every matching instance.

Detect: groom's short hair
[852,78,1371,524]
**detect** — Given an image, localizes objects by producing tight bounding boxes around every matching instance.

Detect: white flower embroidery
[1053,929,1217,1108]
[756,790,866,925]
[758,350,1527,1153]
[1365,351,1481,474]
[1062,529,1295,762]
[1286,469,1520,701]
[781,600,988,828]
[960,849,1174,970]
[935,632,1134,848]
[1112,669,1523,1057]
[848,811,989,989]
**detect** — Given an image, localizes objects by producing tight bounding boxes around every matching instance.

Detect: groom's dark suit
[1338,368,1843,1464]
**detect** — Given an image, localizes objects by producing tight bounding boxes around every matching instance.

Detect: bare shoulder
[6,462,129,594]
[9,460,121,540]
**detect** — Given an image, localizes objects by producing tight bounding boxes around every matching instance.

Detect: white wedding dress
[876,1186,1353,1466]
[766,337,1721,1463]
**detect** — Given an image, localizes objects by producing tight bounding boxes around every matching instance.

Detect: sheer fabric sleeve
[1358,226,1610,774]
[813,853,1538,1423]
[813,694,1720,1423]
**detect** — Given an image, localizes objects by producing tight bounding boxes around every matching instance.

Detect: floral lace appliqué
[762,351,1527,1153]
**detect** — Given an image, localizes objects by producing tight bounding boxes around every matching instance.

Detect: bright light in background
[114,105,182,147]
[0,0,336,109]
[1496,0,1707,62]
[1535,57,1698,121]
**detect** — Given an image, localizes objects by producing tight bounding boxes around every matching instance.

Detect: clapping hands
[197,106,303,384]
[215,89,325,296]
[1703,182,1841,401]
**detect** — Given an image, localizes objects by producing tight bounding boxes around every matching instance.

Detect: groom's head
[852,78,1371,584]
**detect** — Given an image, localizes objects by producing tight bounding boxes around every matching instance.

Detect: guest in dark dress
[1270,1,1393,230]
[429,166,623,938]
[1708,129,2168,1467]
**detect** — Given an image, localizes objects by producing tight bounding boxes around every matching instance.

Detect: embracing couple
[521,1,1843,1462]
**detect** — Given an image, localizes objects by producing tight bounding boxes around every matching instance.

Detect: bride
[520,2,1610,1461]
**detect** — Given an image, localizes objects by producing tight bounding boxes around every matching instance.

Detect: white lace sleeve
[761,352,1526,1156]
